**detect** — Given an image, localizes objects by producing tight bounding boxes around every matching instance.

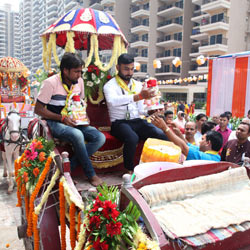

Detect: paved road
[0,164,24,250]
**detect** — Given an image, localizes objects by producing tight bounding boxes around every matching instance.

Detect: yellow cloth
[115,75,136,94]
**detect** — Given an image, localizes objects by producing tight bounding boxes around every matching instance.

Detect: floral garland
[83,63,113,105]
[59,182,66,250]
[70,203,76,249]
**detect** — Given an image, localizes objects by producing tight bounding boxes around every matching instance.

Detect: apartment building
[0,3,20,59]
[16,0,250,103]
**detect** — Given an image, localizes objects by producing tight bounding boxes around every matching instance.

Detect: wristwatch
[165,127,170,133]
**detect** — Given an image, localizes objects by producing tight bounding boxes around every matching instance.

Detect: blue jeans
[47,120,106,178]
[111,118,168,170]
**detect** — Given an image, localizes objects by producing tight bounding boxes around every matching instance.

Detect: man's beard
[118,72,132,81]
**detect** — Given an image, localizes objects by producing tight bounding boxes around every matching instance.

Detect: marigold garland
[51,33,60,66]
[59,182,66,250]
[33,212,40,250]
[46,36,53,72]
[15,155,25,207]
[75,217,89,250]
[65,31,75,53]
[77,212,81,241]
[69,203,76,249]
[24,188,29,221]
[27,156,52,237]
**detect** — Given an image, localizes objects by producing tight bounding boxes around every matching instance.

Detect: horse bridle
[2,111,28,145]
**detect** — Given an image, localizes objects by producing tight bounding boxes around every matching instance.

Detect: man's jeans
[47,120,105,178]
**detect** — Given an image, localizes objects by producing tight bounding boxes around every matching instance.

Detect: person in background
[184,121,197,145]
[225,111,233,130]
[194,113,208,145]
[228,118,250,141]
[215,112,232,149]
[221,122,250,164]
[34,53,106,186]
[151,115,223,162]
[201,121,217,135]
[174,111,186,134]
[164,110,174,127]
[189,101,195,114]
[247,109,250,119]
[212,114,220,125]
[177,101,185,113]
[103,53,168,173]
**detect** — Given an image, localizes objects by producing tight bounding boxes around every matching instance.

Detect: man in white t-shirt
[103,54,168,173]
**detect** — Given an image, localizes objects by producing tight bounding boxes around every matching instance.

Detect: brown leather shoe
[89,175,103,187]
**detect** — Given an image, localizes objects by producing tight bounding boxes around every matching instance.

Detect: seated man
[103,53,168,173]
[151,115,223,162]
[34,52,106,186]
[221,122,250,164]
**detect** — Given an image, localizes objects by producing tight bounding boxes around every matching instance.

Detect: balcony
[199,37,228,54]
[131,6,150,18]
[191,11,209,22]
[131,0,149,3]
[192,0,202,5]
[130,35,149,48]
[89,0,103,10]
[134,55,148,63]
[157,18,183,33]
[201,0,230,12]
[131,20,149,33]
[103,6,114,16]
[158,2,183,18]
[101,0,115,5]
[190,28,208,40]
[156,52,175,62]
[156,35,182,48]
[199,16,229,33]
[155,66,181,77]
[189,47,201,57]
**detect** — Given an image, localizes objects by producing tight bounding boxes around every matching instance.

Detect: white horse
[1,109,25,193]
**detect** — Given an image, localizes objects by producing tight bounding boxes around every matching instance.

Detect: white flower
[86,81,94,87]
[92,73,96,80]
[101,72,105,78]
[83,74,88,80]
[95,79,101,85]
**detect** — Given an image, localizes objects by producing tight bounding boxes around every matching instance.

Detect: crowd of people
[34,52,250,186]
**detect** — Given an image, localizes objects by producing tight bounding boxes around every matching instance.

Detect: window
[141,48,148,57]
[173,48,181,57]
[210,34,223,44]
[165,50,171,57]
[142,33,148,42]
[143,3,149,10]
[211,13,224,23]
[164,65,170,72]
[173,65,181,73]
[141,64,147,72]
[165,35,171,41]
[193,93,206,104]
[142,18,149,26]
[174,32,182,41]
[165,93,187,102]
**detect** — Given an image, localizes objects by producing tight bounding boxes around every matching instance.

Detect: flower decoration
[83,184,141,250]
[17,137,55,190]
[17,76,29,89]
[83,63,114,105]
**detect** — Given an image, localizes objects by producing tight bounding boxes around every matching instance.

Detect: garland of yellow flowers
[115,75,136,94]
[59,182,66,250]
[94,35,121,71]
[84,34,95,68]
[70,203,76,249]
[51,33,60,66]
[75,216,89,250]
[27,156,52,237]
[65,31,75,53]
[88,86,104,105]
[46,35,54,72]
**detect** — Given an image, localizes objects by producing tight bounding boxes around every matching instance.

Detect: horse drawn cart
[14,98,250,250]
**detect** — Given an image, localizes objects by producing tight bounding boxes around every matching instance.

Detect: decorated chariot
[13,7,250,250]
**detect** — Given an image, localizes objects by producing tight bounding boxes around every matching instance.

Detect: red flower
[95,68,100,76]
[106,221,122,238]
[106,75,112,80]
[88,65,95,73]
[92,238,109,250]
[90,196,104,213]
[102,200,120,220]
[89,215,101,229]
[33,167,40,177]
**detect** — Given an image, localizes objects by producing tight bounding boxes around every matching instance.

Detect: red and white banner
[207,54,250,117]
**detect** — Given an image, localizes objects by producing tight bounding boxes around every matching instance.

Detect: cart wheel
[17,200,34,250]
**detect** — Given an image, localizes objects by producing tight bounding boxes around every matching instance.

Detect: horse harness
[0,111,28,146]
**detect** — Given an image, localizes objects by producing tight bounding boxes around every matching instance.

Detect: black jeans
[111,118,168,170]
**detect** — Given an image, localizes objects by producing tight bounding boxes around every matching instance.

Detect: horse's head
[6,110,21,142]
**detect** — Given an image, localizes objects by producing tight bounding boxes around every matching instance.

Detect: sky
[0,0,21,12]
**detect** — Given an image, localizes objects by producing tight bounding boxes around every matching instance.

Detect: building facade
[0,3,20,59]
[17,0,250,103]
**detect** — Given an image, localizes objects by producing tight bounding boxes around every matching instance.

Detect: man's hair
[60,53,84,72]
[164,110,173,117]
[220,112,229,120]
[196,113,207,121]
[201,121,217,135]
[185,121,197,129]
[118,53,134,65]
[225,111,232,117]
[206,131,223,151]
[240,122,250,133]
[248,109,250,115]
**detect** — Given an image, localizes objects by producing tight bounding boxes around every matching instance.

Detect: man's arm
[34,101,76,127]
[151,116,189,156]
